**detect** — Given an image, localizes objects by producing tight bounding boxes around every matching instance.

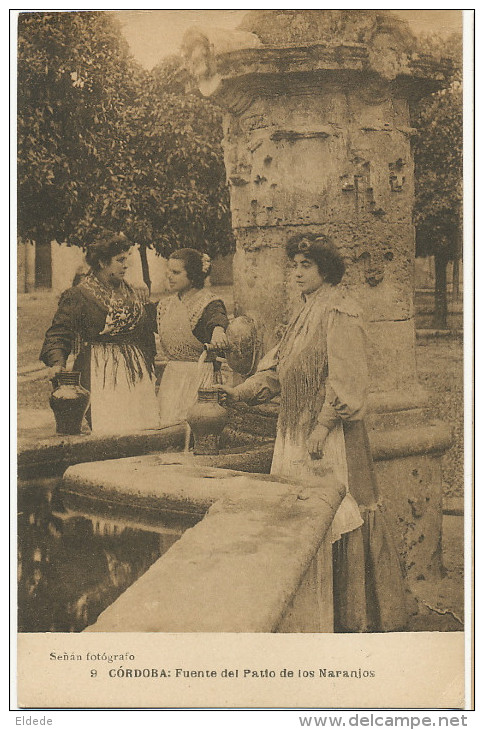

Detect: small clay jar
[186,387,228,455]
[49,371,90,435]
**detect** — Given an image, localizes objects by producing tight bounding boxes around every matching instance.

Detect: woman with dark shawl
[40,232,159,434]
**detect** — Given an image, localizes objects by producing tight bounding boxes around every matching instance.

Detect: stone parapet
[63,450,276,516]
[184,32,450,112]
[18,425,186,480]
[79,462,343,633]
[18,418,275,480]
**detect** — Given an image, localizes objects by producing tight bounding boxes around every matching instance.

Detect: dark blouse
[192,299,229,344]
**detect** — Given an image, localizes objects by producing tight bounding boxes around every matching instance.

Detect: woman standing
[40,232,160,434]
[156,248,229,426]
[218,233,408,632]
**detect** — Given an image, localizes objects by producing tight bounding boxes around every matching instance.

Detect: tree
[18,14,234,292]
[17,11,138,246]
[413,33,463,328]
[82,55,234,285]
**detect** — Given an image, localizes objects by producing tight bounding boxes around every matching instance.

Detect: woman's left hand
[307,424,330,460]
[210,326,229,350]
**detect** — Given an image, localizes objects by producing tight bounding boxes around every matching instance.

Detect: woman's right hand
[213,384,241,406]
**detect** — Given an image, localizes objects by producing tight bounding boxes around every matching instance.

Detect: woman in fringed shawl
[40,232,160,434]
[218,233,408,632]
[156,248,229,426]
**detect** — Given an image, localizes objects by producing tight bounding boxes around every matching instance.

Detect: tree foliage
[412,32,463,326]
[413,32,463,261]
[17,12,234,261]
[17,11,137,245]
[84,56,234,259]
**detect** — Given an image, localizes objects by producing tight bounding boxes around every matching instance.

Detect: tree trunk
[451,256,460,302]
[25,239,36,293]
[451,227,462,303]
[35,239,52,289]
[138,243,151,294]
[433,253,448,329]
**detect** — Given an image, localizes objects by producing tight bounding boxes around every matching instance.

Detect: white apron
[157,290,220,426]
[90,344,160,434]
[260,289,364,542]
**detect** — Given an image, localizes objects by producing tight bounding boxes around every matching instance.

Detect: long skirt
[332,421,409,632]
[89,344,160,434]
[271,418,408,632]
[157,360,214,426]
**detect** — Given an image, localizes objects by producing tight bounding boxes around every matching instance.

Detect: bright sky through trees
[114,9,462,70]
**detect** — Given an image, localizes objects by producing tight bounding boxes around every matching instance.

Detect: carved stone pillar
[183,10,452,582]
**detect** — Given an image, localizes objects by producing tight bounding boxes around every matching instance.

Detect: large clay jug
[186,387,228,455]
[203,315,260,375]
[49,371,90,435]
[225,315,260,376]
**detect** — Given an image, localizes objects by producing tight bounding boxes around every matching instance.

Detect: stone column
[183,11,452,582]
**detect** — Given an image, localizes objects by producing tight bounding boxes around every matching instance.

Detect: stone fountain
[182,9,453,583]
[52,11,456,634]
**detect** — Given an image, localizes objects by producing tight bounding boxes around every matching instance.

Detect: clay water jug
[49,371,90,435]
[186,387,228,455]
[225,315,260,377]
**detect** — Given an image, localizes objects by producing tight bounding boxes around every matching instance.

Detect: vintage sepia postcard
[13,6,473,717]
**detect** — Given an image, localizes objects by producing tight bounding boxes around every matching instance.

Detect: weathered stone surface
[179,10,453,586]
[375,453,445,581]
[18,424,186,479]
[369,423,452,463]
[238,10,416,61]
[63,450,277,515]
[365,320,417,392]
[277,535,334,633]
[224,91,415,231]
[370,422,450,580]
[85,472,343,632]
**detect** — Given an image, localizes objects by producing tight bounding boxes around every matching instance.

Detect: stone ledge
[369,422,452,461]
[85,473,343,633]
[368,388,429,413]
[443,497,464,517]
[192,43,449,109]
[215,44,449,83]
[63,450,276,516]
[18,425,186,479]
[416,329,463,340]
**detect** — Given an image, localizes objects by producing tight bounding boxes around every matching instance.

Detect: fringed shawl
[277,286,358,439]
[92,342,151,389]
[78,273,154,385]
[79,273,145,335]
